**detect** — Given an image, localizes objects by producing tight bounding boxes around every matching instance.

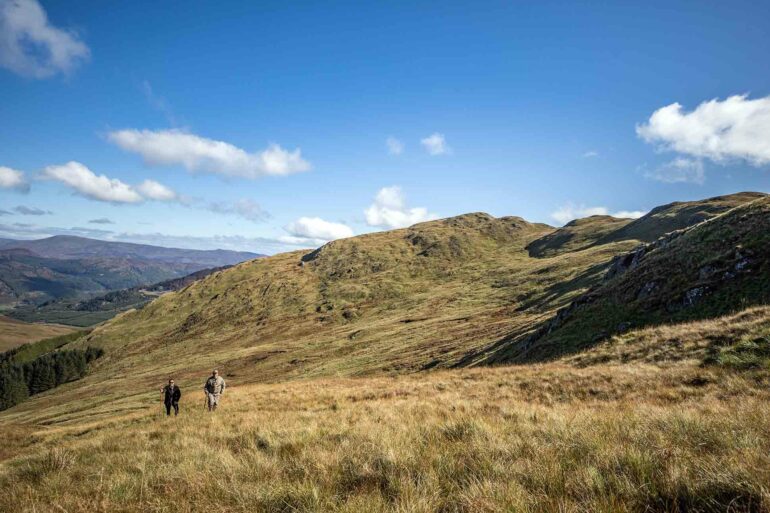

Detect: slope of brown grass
[0,315,75,352]
[1,307,769,512]
[0,362,768,513]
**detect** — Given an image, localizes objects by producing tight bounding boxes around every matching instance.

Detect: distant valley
[0,235,262,324]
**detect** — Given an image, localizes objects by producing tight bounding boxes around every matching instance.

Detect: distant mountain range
[0,236,263,308]
[0,236,259,266]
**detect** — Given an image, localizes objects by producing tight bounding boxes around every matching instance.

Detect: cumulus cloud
[551,204,647,225]
[0,166,29,192]
[386,136,404,155]
[637,94,770,166]
[88,218,114,224]
[136,179,177,201]
[284,216,353,245]
[207,198,269,223]
[365,186,438,229]
[107,129,311,179]
[42,161,178,204]
[43,162,143,203]
[645,158,705,185]
[0,0,90,78]
[420,133,451,155]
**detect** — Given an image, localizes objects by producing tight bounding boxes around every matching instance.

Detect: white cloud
[0,166,28,191]
[208,198,269,222]
[108,129,311,179]
[550,203,647,225]
[645,158,705,185]
[364,186,438,229]
[386,136,404,155]
[42,161,179,204]
[582,150,599,158]
[285,216,353,243]
[43,161,143,203]
[0,0,89,78]
[612,210,648,219]
[137,179,177,201]
[420,133,451,155]
[637,94,770,166]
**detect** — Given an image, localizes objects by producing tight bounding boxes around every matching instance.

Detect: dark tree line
[0,346,103,411]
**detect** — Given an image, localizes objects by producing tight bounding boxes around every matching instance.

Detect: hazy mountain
[0,236,262,307]
[0,235,261,267]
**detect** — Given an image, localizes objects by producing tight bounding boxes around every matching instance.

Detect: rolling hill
[1,192,769,512]
[1,191,763,418]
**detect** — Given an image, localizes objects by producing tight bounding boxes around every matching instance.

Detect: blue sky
[1,0,769,254]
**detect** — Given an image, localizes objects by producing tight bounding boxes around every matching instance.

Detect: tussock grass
[1,359,769,512]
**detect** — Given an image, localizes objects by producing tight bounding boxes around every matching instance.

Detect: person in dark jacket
[161,378,182,416]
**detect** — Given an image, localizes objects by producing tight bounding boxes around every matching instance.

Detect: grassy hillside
[0,316,74,352]
[0,308,768,512]
[1,192,769,511]
[0,193,760,427]
[486,194,770,364]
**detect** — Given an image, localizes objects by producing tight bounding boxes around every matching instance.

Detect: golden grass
[1,360,768,513]
[0,315,75,352]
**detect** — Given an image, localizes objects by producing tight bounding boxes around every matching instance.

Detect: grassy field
[0,315,75,352]
[1,308,769,512]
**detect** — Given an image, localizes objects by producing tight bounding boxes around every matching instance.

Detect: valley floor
[0,315,75,352]
[1,358,769,512]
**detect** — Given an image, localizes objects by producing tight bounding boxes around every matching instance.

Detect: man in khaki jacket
[203,369,226,411]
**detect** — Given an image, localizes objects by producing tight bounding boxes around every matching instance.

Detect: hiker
[161,378,182,416]
[203,369,226,411]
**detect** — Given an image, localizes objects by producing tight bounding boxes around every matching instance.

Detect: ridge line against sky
[1,0,768,254]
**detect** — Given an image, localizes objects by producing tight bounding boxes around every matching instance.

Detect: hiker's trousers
[165,401,179,416]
